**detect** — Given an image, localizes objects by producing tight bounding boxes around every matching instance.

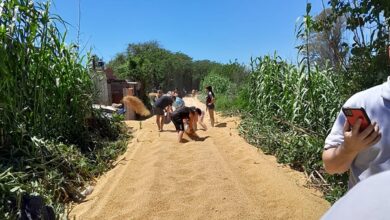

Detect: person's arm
[322,144,360,174]
[323,119,381,174]
[165,105,173,113]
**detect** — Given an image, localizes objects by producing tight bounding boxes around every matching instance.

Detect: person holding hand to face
[322,46,390,189]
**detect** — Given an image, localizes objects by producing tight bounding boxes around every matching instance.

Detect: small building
[105,67,140,104]
[108,79,139,104]
[91,58,141,120]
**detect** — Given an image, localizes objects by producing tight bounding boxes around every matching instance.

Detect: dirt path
[70,97,330,219]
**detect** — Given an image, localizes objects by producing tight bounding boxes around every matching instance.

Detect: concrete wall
[92,72,110,105]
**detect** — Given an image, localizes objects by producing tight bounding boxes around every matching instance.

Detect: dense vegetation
[107,42,230,103]
[200,1,390,203]
[103,0,390,204]
[240,56,348,202]
[1,0,387,218]
[0,1,128,218]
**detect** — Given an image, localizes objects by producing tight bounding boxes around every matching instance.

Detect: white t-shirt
[325,77,390,188]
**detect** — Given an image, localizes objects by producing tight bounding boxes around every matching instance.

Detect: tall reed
[239,54,348,202]
[0,1,128,217]
[0,0,93,149]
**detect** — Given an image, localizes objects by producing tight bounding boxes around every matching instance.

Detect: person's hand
[343,119,381,154]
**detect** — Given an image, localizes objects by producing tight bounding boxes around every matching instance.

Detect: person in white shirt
[322,46,390,188]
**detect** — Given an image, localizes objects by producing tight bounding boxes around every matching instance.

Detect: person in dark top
[154,95,176,131]
[171,106,201,143]
[205,86,215,127]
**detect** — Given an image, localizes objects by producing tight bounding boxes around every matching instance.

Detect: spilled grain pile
[122,96,151,116]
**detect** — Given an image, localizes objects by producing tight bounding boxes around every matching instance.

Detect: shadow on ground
[215,123,227,128]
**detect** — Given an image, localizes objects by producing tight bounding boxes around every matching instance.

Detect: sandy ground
[70,97,330,220]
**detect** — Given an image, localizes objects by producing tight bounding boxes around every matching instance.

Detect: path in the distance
[70,97,329,220]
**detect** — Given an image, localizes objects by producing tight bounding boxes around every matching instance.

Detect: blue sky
[51,0,324,64]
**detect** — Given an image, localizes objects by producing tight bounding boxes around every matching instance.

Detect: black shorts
[154,107,164,116]
[172,118,184,131]
[207,103,215,110]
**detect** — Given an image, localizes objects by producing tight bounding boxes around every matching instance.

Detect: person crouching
[171,106,202,143]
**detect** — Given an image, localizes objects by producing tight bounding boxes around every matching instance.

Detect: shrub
[239,54,348,202]
[0,1,129,217]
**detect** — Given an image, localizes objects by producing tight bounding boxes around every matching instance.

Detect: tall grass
[199,73,250,114]
[238,54,348,202]
[0,1,128,218]
[248,54,342,136]
[0,0,94,149]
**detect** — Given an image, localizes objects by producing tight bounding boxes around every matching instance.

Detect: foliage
[212,86,250,113]
[107,42,248,102]
[191,60,220,88]
[207,60,248,83]
[296,3,315,76]
[201,53,349,202]
[313,0,390,91]
[188,0,390,204]
[298,8,348,70]
[0,0,129,217]
[201,73,235,95]
[238,54,348,203]
[0,0,93,150]
[198,61,249,112]
[0,130,128,219]
[239,0,390,203]
[107,41,201,96]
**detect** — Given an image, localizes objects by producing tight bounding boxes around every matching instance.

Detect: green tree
[316,0,390,90]
[107,41,214,97]
[108,52,128,77]
[192,60,220,89]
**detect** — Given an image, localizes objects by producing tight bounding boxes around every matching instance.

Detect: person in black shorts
[171,106,202,143]
[205,86,215,127]
[154,95,175,131]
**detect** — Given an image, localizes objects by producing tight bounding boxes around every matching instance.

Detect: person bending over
[154,95,175,131]
[171,106,201,143]
[190,107,207,131]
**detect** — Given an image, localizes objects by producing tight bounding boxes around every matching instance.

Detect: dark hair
[206,85,215,97]
[171,96,176,101]
[189,106,202,115]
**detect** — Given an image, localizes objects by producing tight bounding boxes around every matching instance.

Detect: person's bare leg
[178,131,184,143]
[209,109,215,127]
[199,114,207,130]
[160,116,164,131]
[156,115,161,131]
[199,121,207,130]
